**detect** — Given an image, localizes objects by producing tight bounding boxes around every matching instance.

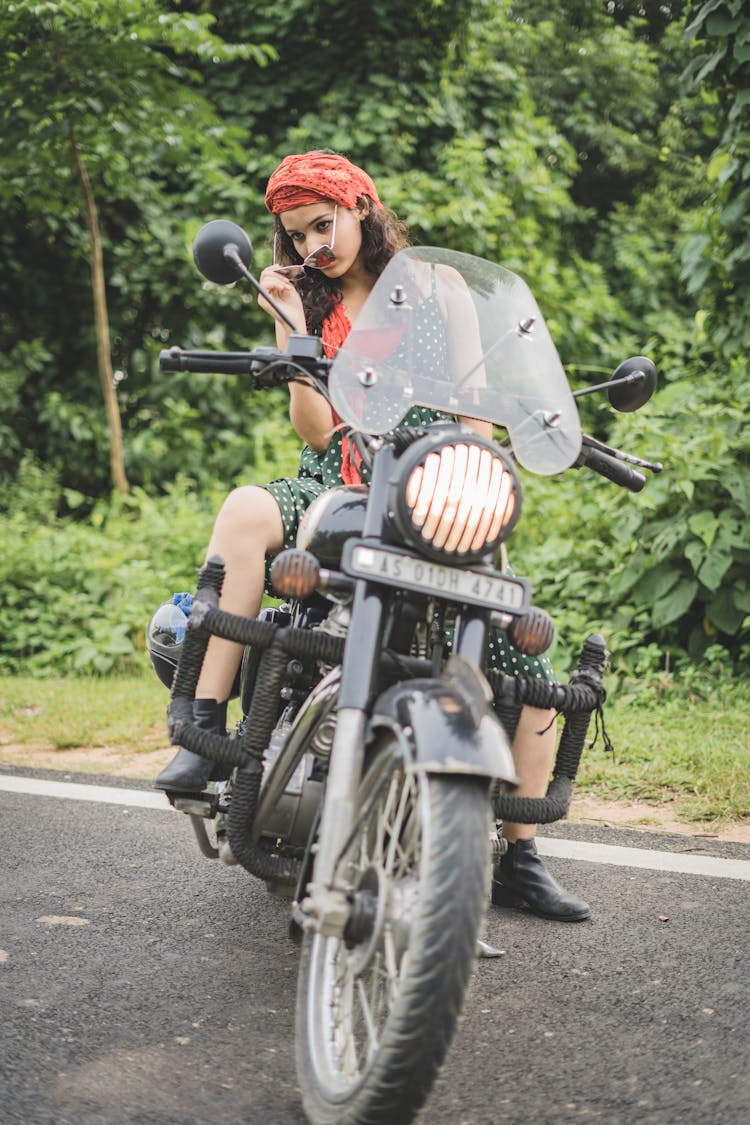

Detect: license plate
[342,542,529,613]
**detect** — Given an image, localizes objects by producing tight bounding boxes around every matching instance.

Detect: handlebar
[159,336,331,386]
[575,442,646,492]
[158,346,655,494]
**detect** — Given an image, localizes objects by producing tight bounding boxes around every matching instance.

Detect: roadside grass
[1,671,748,829]
[575,674,750,827]
[0,672,171,753]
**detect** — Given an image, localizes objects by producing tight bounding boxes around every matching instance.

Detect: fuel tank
[296,484,368,567]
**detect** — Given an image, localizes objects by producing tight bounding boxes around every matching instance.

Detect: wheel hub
[343,866,388,974]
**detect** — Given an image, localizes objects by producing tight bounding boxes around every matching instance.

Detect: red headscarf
[265,151,382,214]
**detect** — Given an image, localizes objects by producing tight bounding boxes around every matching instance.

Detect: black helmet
[147,596,191,689]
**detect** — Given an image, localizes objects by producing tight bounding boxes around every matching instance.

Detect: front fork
[301,443,492,936]
[301,563,388,936]
[302,446,393,936]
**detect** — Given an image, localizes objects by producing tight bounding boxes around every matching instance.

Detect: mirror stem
[223,245,298,333]
[572,370,646,399]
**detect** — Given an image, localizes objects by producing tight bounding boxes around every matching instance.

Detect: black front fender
[369,679,518,784]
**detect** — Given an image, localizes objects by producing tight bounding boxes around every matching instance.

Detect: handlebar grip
[159,348,261,375]
[159,348,183,371]
[576,444,646,492]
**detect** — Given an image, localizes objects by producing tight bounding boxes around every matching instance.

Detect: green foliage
[2,453,62,522]
[0,483,215,675]
[681,1,750,356]
[504,2,670,217]
[0,0,274,498]
[0,400,302,675]
[515,356,750,676]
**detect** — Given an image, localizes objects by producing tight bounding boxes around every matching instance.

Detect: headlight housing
[389,432,521,563]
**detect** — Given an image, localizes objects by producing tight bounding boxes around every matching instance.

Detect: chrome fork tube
[309,706,367,892]
[303,447,395,935]
[304,579,384,935]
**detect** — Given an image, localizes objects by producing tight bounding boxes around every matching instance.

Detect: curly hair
[271,199,410,335]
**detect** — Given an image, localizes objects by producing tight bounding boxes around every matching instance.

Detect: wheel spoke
[383,772,414,872]
[396,819,419,874]
[392,804,420,877]
[356,975,378,1059]
[375,772,402,865]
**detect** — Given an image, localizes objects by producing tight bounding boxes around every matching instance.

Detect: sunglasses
[273,205,338,277]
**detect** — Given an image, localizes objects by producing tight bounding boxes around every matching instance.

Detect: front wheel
[296,744,492,1125]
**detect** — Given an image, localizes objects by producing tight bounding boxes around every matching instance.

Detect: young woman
[155,150,589,922]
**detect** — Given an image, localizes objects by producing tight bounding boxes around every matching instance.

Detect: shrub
[514,359,750,678]
[0,483,219,675]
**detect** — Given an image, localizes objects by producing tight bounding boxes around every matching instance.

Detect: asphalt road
[1,767,748,1125]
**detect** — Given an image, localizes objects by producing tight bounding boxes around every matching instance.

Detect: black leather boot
[492,838,590,922]
[154,699,230,794]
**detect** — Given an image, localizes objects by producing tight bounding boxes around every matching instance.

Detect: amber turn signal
[507,607,555,656]
[271,549,321,599]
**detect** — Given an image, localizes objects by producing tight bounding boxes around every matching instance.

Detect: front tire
[296,746,492,1125]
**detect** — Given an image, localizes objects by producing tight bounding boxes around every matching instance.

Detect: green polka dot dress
[262,406,555,685]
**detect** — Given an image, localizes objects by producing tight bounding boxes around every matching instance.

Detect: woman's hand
[256,266,334,450]
[257,266,307,340]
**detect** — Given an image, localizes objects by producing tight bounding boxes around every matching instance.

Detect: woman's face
[279,199,366,279]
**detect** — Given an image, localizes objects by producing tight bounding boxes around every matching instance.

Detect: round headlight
[390,433,521,563]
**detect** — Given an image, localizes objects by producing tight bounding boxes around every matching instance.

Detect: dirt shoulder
[566,794,750,844]
[2,738,748,844]
[0,740,173,782]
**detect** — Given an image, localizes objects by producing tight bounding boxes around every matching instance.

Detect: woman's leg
[195,485,285,702]
[502,706,557,844]
[495,704,590,921]
[155,486,284,793]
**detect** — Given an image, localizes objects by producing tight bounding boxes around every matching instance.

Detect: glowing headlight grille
[403,441,519,558]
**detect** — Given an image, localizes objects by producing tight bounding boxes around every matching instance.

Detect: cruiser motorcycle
[150,220,660,1125]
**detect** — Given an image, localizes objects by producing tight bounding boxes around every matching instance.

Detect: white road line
[536,835,750,882]
[0,774,173,811]
[1,774,748,881]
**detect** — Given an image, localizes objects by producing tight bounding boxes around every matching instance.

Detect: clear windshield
[328,247,581,474]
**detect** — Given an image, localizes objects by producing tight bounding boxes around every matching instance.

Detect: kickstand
[189,814,219,859]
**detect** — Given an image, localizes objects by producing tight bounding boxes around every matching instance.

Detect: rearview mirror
[608,356,657,412]
[192,220,253,285]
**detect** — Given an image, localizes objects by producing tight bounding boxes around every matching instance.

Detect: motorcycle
[150,220,660,1125]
